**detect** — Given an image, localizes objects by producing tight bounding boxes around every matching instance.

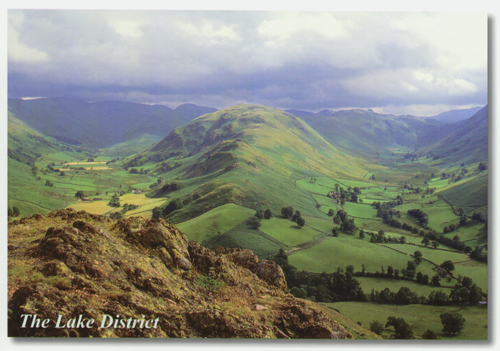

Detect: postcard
[7,8,488,341]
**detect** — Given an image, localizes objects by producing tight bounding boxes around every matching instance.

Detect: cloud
[8,10,49,63]
[7,10,487,113]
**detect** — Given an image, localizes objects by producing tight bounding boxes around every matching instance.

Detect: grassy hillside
[125,104,370,223]
[424,106,488,165]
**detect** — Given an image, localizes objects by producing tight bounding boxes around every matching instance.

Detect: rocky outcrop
[8,208,352,339]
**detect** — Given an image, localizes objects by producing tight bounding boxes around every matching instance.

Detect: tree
[359,229,365,239]
[468,284,483,305]
[370,320,384,335]
[296,216,305,228]
[246,216,261,230]
[440,260,455,273]
[75,190,85,199]
[421,237,430,246]
[281,206,294,219]
[413,250,423,264]
[331,228,340,237]
[385,316,414,339]
[45,180,54,187]
[440,312,465,335]
[264,209,272,219]
[430,274,441,287]
[327,208,335,216]
[387,266,394,277]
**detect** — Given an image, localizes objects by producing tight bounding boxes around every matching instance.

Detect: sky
[6,7,489,116]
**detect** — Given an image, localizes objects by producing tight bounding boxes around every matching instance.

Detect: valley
[8,100,488,339]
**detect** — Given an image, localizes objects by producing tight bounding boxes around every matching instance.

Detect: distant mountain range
[285,106,486,160]
[428,106,483,124]
[7,98,217,149]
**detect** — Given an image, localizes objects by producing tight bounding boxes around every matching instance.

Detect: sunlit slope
[126,104,369,222]
[8,112,72,216]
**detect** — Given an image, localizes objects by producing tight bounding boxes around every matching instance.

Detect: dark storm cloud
[8,10,487,115]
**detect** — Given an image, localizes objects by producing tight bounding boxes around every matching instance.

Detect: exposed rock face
[8,208,352,339]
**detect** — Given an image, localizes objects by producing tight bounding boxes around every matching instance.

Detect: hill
[8,112,79,216]
[8,208,353,338]
[424,105,488,165]
[8,98,216,149]
[123,104,370,223]
[286,109,458,157]
[428,106,483,124]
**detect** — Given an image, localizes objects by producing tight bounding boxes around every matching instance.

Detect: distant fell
[428,106,483,124]
[425,105,488,165]
[286,108,456,157]
[8,98,216,149]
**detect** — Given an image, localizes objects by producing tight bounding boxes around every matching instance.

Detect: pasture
[325,302,488,340]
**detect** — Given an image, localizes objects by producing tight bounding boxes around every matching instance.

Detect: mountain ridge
[8,98,216,149]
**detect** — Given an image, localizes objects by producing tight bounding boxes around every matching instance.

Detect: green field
[259,217,325,247]
[177,203,255,244]
[325,301,488,340]
[288,235,437,278]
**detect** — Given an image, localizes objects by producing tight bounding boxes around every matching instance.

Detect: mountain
[285,109,457,157]
[123,104,369,223]
[8,208,354,338]
[428,106,483,124]
[7,98,216,149]
[425,105,488,165]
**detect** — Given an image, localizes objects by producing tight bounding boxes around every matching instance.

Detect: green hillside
[124,104,371,223]
[424,105,488,165]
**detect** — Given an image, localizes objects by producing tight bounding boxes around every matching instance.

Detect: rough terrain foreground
[8,209,352,338]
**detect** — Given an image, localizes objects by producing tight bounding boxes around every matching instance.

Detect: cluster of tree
[108,194,121,207]
[128,168,149,174]
[420,232,479,259]
[403,183,423,194]
[281,207,306,228]
[8,206,20,218]
[368,229,406,244]
[255,209,273,220]
[121,203,139,213]
[469,246,487,263]
[331,210,357,234]
[371,312,465,339]
[407,208,429,226]
[271,250,366,303]
[327,185,360,203]
[369,276,482,307]
[75,190,86,199]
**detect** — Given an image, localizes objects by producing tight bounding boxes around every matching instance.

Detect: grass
[177,203,255,243]
[355,276,453,297]
[207,222,288,259]
[259,217,324,247]
[288,235,437,277]
[324,301,488,340]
